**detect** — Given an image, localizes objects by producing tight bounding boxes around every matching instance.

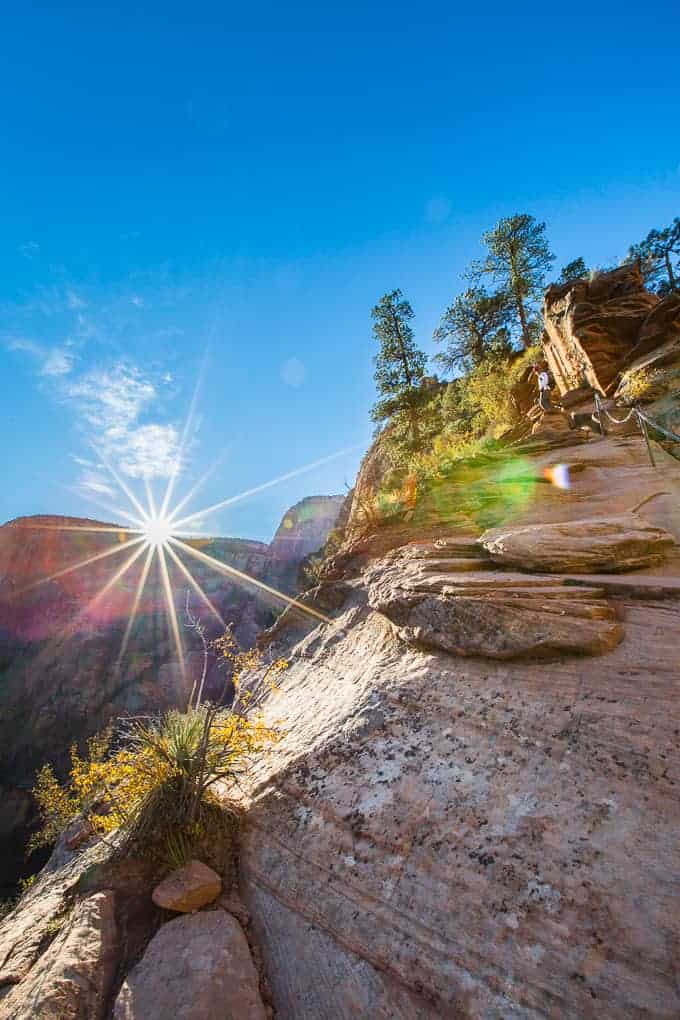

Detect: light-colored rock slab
[0,891,117,1020]
[151,859,221,913]
[113,910,266,1020]
[371,590,622,659]
[481,512,675,573]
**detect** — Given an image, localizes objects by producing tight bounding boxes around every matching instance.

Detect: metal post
[594,392,606,435]
[638,410,656,467]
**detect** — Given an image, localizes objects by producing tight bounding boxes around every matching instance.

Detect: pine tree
[467,214,555,348]
[626,218,680,293]
[433,286,513,372]
[558,257,588,284]
[370,289,427,449]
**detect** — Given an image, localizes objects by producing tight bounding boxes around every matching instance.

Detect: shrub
[30,633,286,866]
[617,366,656,404]
[373,346,540,501]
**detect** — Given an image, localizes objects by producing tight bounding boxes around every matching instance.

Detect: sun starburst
[13,421,356,680]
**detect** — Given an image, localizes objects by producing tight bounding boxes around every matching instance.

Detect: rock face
[113,910,267,1020]
[480,513,676,573]
[236,427,680,1020]
[0,494,343,896]
[371,589,622,659]
[632,291,680,359]
[268,495,345,567]
[152,860,222,913]
[542,264,659,394]
[240,574,680,1018]
[0,892,118,1020]
[0,830,158,1020]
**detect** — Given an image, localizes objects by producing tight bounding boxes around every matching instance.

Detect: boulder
[0,891,118,1020]
[151,860,221,913]
[542,264,658,394]
[480,513,676,573]
[113,910,267,1020]
[371,590,622,659]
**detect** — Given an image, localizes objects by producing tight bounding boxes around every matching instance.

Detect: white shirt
[537,371,550,391]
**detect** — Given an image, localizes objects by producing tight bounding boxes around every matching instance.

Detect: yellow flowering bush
[30,630,286,863]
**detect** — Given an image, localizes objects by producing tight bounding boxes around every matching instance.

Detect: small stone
[151,860,221,913]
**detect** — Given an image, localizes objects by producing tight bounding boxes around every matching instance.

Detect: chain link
[592,392,680,445]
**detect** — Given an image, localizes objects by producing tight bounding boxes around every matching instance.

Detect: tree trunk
[508,252,531,348]
[512,282,530,348]
[471,325,485,364]
[392,312,421,448]
[664,252,677,291]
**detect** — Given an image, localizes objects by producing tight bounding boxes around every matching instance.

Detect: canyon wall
[237,426,680,1019]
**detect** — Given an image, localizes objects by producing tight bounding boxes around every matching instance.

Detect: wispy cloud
[6,337,75,376]
[4,276,195,498]
[64,362,182,480]
[78,471,117,498]
[42,349,75,376]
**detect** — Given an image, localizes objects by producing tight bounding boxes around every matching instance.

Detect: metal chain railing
[593,392,680,467]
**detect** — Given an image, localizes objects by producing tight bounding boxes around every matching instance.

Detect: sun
[16,383,351,681]
[142,515,174,548]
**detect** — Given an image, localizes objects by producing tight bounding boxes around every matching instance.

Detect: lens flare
[543,463,571,490]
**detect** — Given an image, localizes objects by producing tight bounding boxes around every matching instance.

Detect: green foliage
[626,218,680,293]
[558,257,588,284]
[467,213,555,348]
[301,554,325,588]
[370,289,428,450]
[433,286,514,371]
[379,389,444,468]
[377,346,540,495]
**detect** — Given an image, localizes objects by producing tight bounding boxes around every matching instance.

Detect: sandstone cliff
[267,494,344,591]
[541,264,679,396]
[238,424,680,1019]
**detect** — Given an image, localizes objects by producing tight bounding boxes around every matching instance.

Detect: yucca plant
[30,629,286,866]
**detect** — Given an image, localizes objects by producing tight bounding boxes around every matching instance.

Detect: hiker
[533,364,555,411]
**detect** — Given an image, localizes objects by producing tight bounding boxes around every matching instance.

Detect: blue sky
[2,2,679,541]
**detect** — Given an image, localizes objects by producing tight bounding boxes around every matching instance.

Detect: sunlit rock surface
[542,264,659,395]
[480,513,676,574]
[238,430,680,1019]
[0,892,117,1020]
